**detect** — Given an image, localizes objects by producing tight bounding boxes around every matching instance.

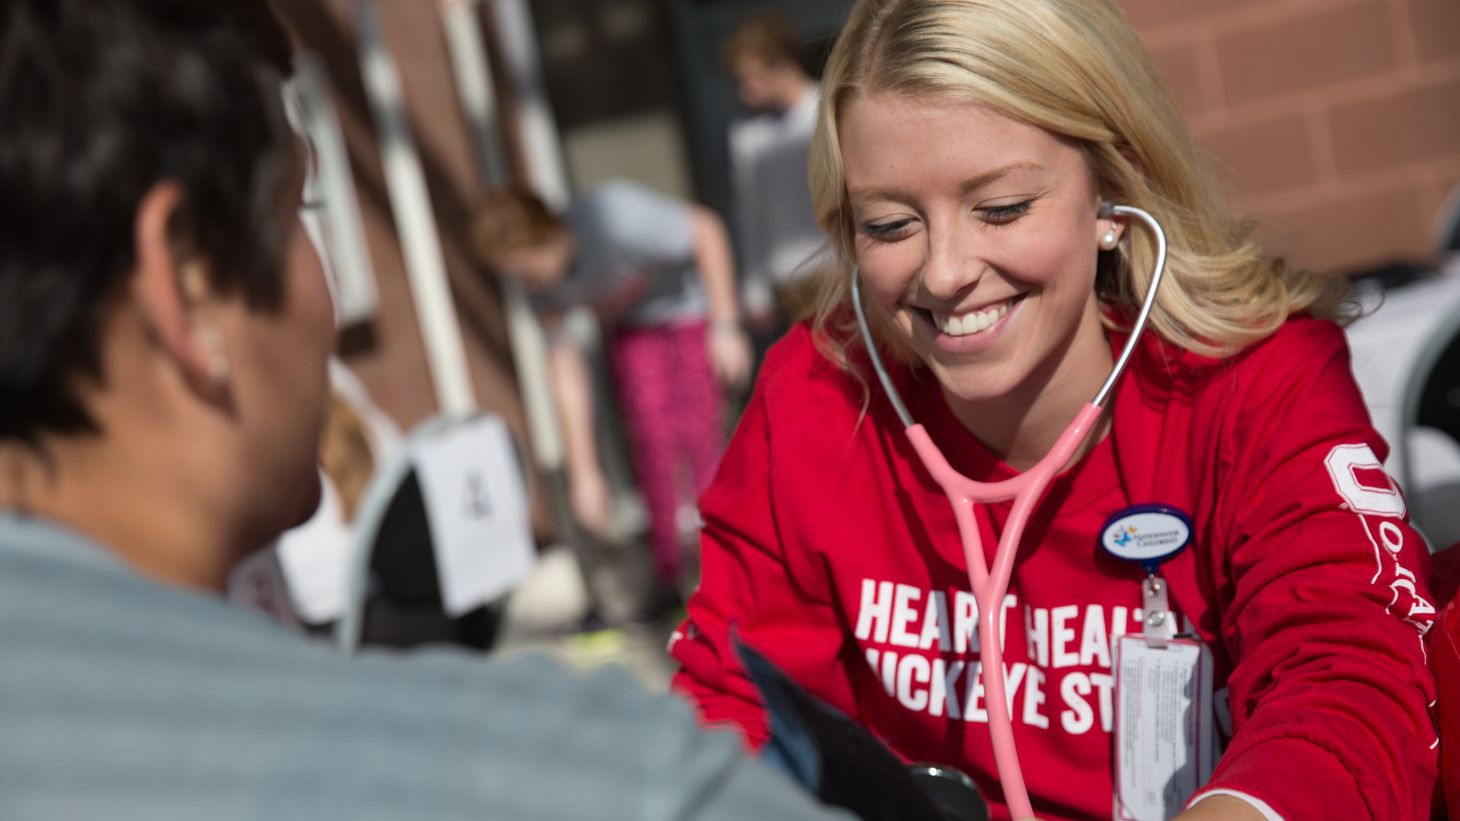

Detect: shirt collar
[0,511,128,574]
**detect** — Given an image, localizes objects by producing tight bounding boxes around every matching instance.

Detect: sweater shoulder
[750,322,887,453]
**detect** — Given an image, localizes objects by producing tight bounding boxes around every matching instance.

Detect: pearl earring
[1099,229,1120,251]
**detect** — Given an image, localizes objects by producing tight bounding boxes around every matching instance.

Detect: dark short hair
[0,0,295,446]
[721,9,800,69]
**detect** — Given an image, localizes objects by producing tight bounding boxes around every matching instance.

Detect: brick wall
[278,1,522,432]
[280,0,1459,441]
[1129,0,1460,274]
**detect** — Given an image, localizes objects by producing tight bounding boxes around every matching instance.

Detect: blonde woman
[669,0,1439,818]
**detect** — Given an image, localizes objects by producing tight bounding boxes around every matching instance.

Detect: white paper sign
[410,415,535,616]
[1113,636,1215,821]
[274,468,354,623]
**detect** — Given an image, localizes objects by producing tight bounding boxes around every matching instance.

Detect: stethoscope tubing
[850,203,1169,819]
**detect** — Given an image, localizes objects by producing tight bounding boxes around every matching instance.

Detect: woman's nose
[920,223,984,302]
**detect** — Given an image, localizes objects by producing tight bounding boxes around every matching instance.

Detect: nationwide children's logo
[1112,526,1137,548]
[1099,506,1193,564]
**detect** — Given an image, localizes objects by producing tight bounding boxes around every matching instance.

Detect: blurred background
[254,0,1460,685]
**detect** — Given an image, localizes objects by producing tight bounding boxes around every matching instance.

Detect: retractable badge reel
[1100,505,1216,821]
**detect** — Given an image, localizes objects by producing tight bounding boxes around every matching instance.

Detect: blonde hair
[806,0,1351,371]
[319,391,374,522]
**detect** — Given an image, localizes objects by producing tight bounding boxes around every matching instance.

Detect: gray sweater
[0,514,847,821]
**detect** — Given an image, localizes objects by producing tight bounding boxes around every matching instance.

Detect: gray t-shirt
[0,514,849,821]
[539,180,707,328]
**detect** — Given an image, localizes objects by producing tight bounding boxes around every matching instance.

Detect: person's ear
[1094,199,1124,250]
[1096,146,1148,249]
[129,182,230,390]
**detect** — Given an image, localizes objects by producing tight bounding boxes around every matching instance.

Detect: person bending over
[472,182,751,613]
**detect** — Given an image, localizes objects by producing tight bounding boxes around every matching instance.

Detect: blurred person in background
[0,2,851,819]
[723,9,823,344]
[472,182,751,619]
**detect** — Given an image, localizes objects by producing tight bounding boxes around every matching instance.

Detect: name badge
[1113,635,1216,821]
[1099,505,1192,572]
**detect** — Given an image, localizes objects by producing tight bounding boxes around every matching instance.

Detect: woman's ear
[1096,146,1148,247]
[1096,215,1124,250]
[129,182,230,389]
[1094,200,1125,249]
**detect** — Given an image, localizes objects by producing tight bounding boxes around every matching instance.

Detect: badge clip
[1140,574,1176,648]
[1099,505,1192,649]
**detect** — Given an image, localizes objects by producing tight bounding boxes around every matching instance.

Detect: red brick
[1251,185,1435,272]
[1148,40,1208,118]
[1408,0,1460,65]
[1328,77,1460,176]
[1215,1,1398,106]
[1117,0,1263,32]
[1197,113,1319,198]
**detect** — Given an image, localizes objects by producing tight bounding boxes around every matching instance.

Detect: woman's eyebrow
[960,161,1044,194]
[848,161,1045,203]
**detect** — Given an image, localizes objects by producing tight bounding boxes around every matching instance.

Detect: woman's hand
[569,465,611,537]
[708,322,753,390]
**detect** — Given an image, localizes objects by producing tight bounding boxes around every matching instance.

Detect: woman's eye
[978,200,1032,225]
[862,218,914,242]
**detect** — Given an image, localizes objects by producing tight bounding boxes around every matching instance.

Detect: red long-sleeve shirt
[671,319,1438,820]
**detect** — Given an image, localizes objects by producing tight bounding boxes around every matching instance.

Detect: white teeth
[933,300,1013,337]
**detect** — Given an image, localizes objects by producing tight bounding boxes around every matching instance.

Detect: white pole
[438,0,563,470]
[294,53,380,327]
[356,0,476,418]
[500,279,564,469]
[484,0,571,209]
[437,0,510,188]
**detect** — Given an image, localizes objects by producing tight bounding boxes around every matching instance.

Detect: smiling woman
[839,98,1115,464]
[668,0,1441,819]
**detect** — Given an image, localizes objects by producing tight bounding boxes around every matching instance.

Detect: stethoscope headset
[849,200,1169,820]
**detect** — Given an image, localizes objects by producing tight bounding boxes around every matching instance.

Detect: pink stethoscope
[850,201,1168,820]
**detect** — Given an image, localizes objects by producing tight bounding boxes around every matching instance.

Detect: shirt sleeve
[728,120,772,316]
[1199,322,1439,819]
[670,359,858,748]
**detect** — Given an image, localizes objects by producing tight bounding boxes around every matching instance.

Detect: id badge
[1112,635,1215,821]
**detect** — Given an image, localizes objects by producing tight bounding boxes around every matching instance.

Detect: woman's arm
[688,204,752,390]
[670,354,855,745]
[1194,321,1438,819]
[547,335,609,534]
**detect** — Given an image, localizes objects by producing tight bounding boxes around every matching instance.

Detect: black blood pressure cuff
[732,632,977,821]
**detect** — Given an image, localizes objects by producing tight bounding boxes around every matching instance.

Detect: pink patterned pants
[608,320,724,586]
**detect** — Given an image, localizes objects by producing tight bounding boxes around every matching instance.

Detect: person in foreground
[669,0,1440,819]
[0,3,847,819]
